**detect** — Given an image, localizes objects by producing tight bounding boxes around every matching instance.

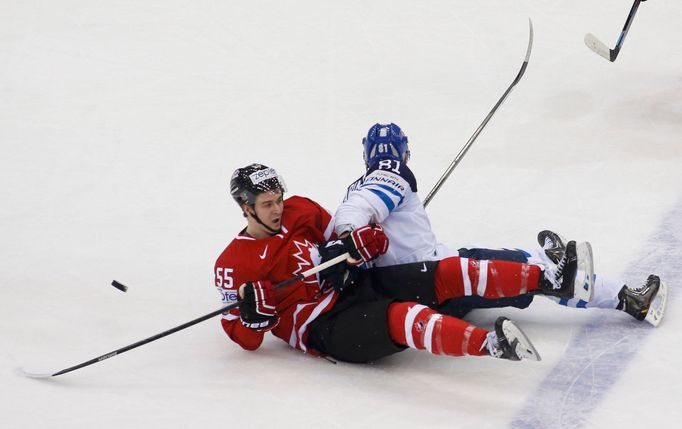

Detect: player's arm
[334,160,415,236]
[215,264,268,351]
[318,224,389,292]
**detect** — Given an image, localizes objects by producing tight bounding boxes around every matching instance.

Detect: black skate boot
[538,240,578,299]
[537,230,566,264]
[483,317,541,361]
[617,275,661,322]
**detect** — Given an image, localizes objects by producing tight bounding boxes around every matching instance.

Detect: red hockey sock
[434,257,541,303]
[387,302,488,356]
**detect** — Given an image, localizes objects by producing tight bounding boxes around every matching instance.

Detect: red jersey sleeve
[214,239,266,351]
[220,317,264,351]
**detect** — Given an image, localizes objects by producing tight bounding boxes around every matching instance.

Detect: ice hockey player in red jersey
[213,163,603,363]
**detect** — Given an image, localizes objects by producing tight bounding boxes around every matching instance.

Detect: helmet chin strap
[247,207,281,236]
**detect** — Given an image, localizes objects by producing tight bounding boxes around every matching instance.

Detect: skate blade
[502,320,542,362]
[645,280,668,327]
[574,242,595,303]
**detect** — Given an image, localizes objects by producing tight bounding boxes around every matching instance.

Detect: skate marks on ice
[510,199,681,429]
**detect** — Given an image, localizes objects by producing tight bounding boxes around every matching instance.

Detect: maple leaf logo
[291,239,318,284]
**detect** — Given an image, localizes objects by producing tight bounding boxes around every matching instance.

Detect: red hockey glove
[341,224,389,265]
[238,281,279,331]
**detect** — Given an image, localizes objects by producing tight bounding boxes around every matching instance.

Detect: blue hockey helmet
[362,123,410,168]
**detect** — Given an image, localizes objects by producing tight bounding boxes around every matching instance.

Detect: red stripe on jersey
[283,290,338,353]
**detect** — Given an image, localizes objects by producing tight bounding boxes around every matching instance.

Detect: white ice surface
[1,1,681,428]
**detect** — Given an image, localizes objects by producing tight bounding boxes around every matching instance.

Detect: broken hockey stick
[423,19,533,208]
[19,252,350,378]
[584,0,644,62]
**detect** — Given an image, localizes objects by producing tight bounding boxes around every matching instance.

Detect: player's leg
[306,283,406,363]
[435,241,585,302]
[434,257,541,301]
[307,280,540,363]
[386,302,540,361]
[457,247,531,263]
[371,253,582,307]
[369,262,534,318]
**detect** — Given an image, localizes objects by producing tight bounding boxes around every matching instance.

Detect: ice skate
[537,230,566,264]
[539,240,594,302]
[617,274,668,327]
[483,317,541,361]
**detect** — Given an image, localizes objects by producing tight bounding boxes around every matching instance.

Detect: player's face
[253,190,284,231]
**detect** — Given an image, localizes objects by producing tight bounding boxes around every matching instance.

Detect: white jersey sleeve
[334,160,452,266]
[334,160,413,234]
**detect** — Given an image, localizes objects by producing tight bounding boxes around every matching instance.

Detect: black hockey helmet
[230,163,287,207]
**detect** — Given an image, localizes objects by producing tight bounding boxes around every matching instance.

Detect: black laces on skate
[551,252,569,288]
[630,278,653,295]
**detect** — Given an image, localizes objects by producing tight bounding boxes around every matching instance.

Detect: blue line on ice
[509,198,681,429]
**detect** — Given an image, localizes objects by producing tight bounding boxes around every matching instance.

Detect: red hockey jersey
[214,195,338,353]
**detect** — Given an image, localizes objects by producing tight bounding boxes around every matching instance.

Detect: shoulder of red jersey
[214,194,333,289]
[284,195,328,212]
[214,233,265,288]
[284,195,334,239]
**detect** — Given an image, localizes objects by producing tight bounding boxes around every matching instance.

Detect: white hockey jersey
[333,159,624,310]
[334,159,452,267]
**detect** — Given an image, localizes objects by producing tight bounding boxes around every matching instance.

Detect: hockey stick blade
[584,0,642,62]
[584,33,616,62]
[16,367,55,379]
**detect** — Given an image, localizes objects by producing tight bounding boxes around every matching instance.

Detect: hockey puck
[111,280,128,292]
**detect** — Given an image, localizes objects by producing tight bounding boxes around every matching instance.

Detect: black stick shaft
[51,302,240,376]
[34,253,350,377]
[610,0,642,60]
[423,19,533,208]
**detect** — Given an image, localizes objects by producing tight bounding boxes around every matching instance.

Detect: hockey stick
[584,0,643,62]
[19,252,350,378]
[423,19,533,208]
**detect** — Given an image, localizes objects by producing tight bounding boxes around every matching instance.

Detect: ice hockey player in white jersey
[330,123,667,326]
[334,123,449,267]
